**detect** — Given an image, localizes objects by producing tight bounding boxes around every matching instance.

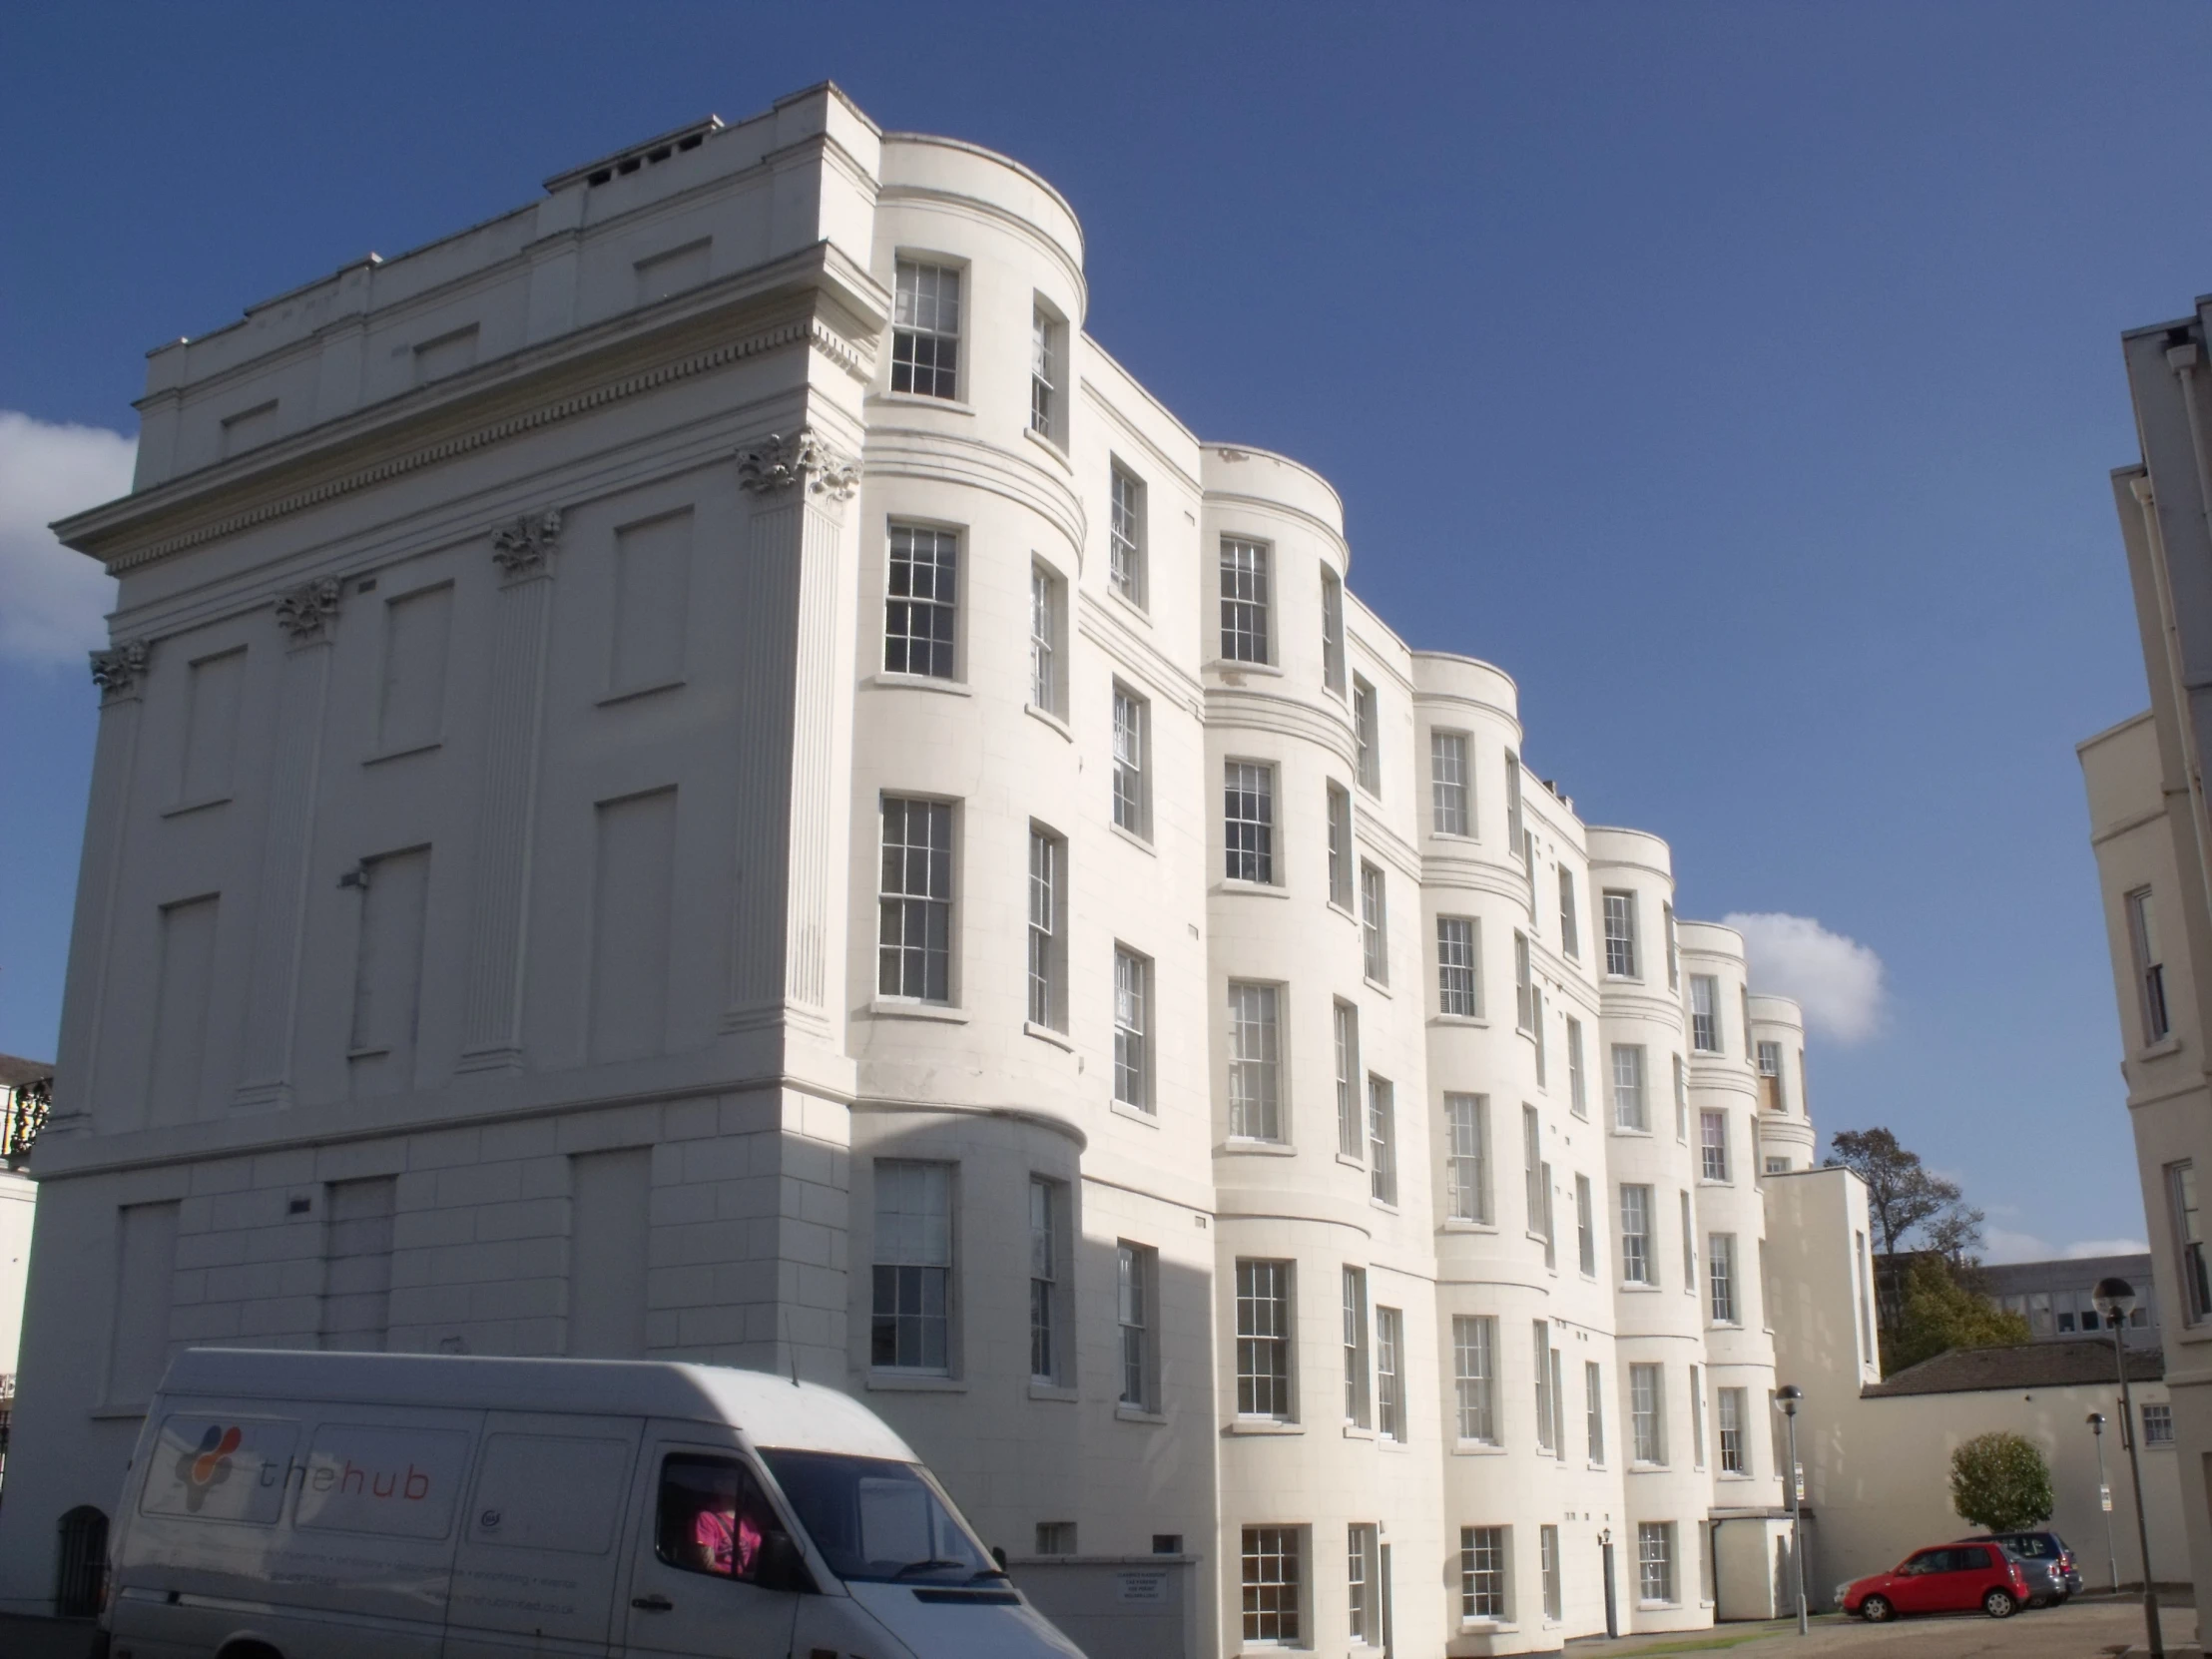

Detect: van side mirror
[756,1530,816,1595]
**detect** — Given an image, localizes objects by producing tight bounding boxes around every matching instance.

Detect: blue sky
[2,2,2200,1260]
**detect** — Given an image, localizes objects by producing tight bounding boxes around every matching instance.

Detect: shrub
[1950,1431,2053,1532]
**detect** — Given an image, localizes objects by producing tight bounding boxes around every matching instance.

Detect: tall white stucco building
[3,85,1873,1652]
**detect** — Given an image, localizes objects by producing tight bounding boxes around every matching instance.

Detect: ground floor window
[1347,1522,1380,1645]
[1460,1524,1508,1619]
[1638,1520,1676,1604]
[1242,1525,1302,1643]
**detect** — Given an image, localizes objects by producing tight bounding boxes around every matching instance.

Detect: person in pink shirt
[694,1480,766,1579]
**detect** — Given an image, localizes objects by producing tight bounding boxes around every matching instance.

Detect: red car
[1840,1541,2031,1621]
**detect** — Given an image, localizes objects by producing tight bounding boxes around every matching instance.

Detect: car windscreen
[759,1449,996,1584]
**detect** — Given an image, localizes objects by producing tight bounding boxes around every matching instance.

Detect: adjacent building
[2076,293,2212,1610]
[2,84,1875,1652]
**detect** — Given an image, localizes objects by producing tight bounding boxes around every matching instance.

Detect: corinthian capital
[275,576,344,642]
[491,507,563,576]
[736,428,859,502]
[89,639,150,698]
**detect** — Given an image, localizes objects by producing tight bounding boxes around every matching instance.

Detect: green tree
[1890,1255,2030,1372]
[1949,1431,2054,1533]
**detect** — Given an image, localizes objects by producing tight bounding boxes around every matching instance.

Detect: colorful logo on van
[176,1424,242,1511]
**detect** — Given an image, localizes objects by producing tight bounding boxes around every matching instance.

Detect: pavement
[1563,1594,2196,1659]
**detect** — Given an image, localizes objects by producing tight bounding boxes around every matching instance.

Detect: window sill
[1028,1382,1079,1402]
[1205,658,1284,679]
[1610,1125,1653,1139]
[1114,1402,1166,1424]
[362,739,442,768]
[1451,1440,1507,1456]
[1428,1013,1490,1029]
[1343,1424,1375,1441]
[2140,1034,2184,1060]
[1438,1219,1498,1234]
[1428,830,1480,846]
[1378,1435,1409,1453]
[1214,879,1290,899]
[1363,975,1392,998]
[1336,1151,1367,1172]
[1024,1020,1074,1051]
[869,998,969,1024]
[1628,1461,1670,1474]
[1023,424,1073,471]
[1603,974,1645,985]
[1109,821,1156,856]
[599,677,684,708]
[1225,1417,1303,1435]
[1459,1619,1517,1634]
[1110,1100,1159,1128]
[1218,1138,1296,1157]
[1327,898,1359,924]
[1697,1178,1735,1189]
[1637,1600,1678,1612]
[1588,1460,1608,1472]
[866,1371,966,1392]
[869,388,976,417]
[1370,1196,1399,1215]
[1025,703,1073,742]
[1618,1282,1660,1294]
[870,670,972,698]
[161,793,233,819]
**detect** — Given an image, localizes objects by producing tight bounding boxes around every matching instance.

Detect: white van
[104,1348,1087,1659]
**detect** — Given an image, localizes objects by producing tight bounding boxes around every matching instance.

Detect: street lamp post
[2093,1277,2162,1659]
[1775,1385,1809,1634]
[2087,1410,2119,1593]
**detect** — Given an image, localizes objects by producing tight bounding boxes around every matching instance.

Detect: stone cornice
[859,427,1086,557]
[60,243,884,577]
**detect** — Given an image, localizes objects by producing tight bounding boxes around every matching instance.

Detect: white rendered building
[3,84,1860,1651]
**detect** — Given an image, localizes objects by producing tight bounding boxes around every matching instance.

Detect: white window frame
[1630,1363,1666,1466]
[1347,1522,1379,1646]
[878,796,954,1004]
[1342,1266,1372,1428]
[1375,1306,1403,1443]
[1028,563,1062,717]
[1437,915,1481,1018]
[890,258,961,400]
[1117,1241,1156,1409]
[1620,1185,1653,1286]
[1452,1313,1497,1443]
[1228,982,1283,1142]
[1334,1000,1363,1160]
[1576,1174,1596,1277]
[1566,1016,1586,1117]
[1360,861,1388,984]
[871,1159,954,1375]
[1710,1232,1738,1325]
[1354,675,1381,795]
[1029,300,1064,444]
[1558,866,1579,958]
[1026,825,1065,1031]
[883,523,960,681]
[1326,782,1354,909]
[1690,973,1721,1053]
[1460,1525,1509,1622]
[1611,1043,1647,1131]
[2130,886,2171,1045]
[1445,1093,1491,1224]
[1108,461,1147,608]
[1219,537,1272,664]
[1603,889,1639,978]
[2171,1160,2210,1324]
[1719,1385,1748,1474]
[1240,1524,1304,1644]
[1585,1360,1605,1464]
[1700,1110,1730,1182]
[1368,1076,1397,1206]
[1431,730,1471,834]
[1224,761,1277,885]
[1321,567,1347,696]
[1111,683,1150,839]
[1114,946,1151,1112]
[1236,1260,1296,1420]
[1028,1176,1067,1383]
[1638,1521,1676,1606]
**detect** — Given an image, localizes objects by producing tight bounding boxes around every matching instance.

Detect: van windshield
[758,1449,996,1585]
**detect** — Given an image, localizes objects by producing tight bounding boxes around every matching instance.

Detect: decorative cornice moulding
[274,576,344,642]
[87,315,868,580]
[736,428,860,501]
[89,639,150,698]
[491,507,563,575]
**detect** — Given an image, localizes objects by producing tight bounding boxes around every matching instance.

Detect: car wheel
[1983,1589,2016,1619]
[1861,1595,1894,1622]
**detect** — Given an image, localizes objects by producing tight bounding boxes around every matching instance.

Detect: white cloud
[2060,1238,2149,1261]
[1724,910,1888,1044]
[1981,1227,2051,1265]
[1978,1228,2149,1265]
[0,410,134,669]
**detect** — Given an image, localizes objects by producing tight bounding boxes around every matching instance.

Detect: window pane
[1225,763,1276,884]
[1220,539,1270,663]
[1431,731,1469,834]
[884,526,959,680]
[878,798,952,1002]
[890,261,960,399]
[1229,985,1281,1141]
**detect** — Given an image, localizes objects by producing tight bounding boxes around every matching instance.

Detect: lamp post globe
[1774,1385,1808,1634]
[2091,1279,2161,1658]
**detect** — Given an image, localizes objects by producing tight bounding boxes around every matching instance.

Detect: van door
[616,1436,803,1659]
[445,1412,644,1659]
